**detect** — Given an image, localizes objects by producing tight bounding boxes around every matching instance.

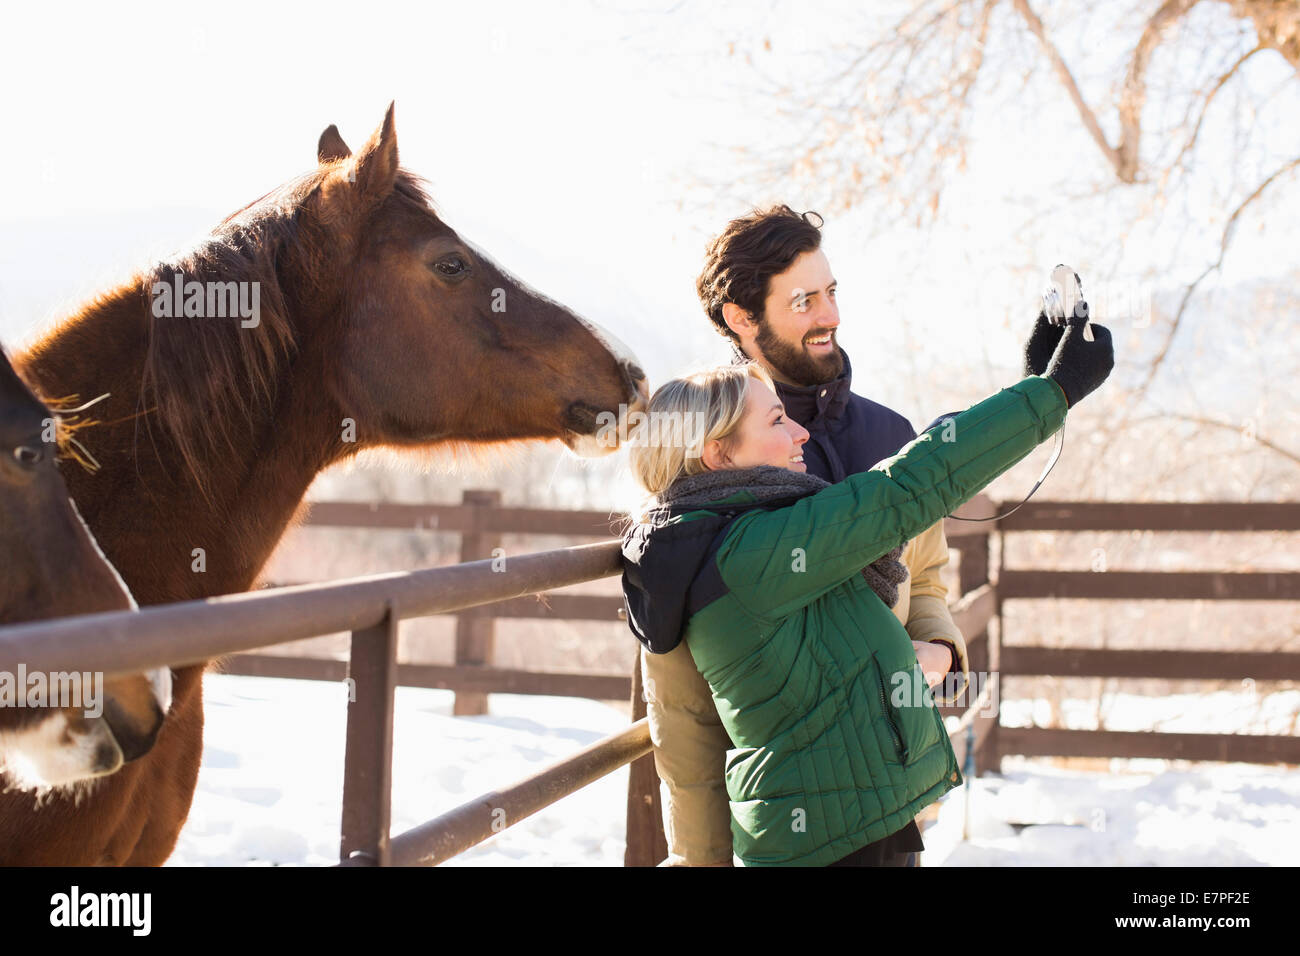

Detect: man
[641,204,969,867]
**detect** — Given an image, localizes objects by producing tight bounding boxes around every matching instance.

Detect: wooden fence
[994,501,1300,764]
[223,492,1300,863]
[3,492,1296,866]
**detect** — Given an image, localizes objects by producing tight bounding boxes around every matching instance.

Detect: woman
[620,312,1113,866]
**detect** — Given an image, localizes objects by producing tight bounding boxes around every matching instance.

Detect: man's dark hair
[696,204,824,344]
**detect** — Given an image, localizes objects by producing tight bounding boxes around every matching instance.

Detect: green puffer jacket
[621,375,1068,865]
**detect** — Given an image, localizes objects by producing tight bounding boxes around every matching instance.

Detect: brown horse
[0,345,170,799]
[7,104,648,865]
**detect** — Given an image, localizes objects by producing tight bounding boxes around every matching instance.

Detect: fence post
[956,529,999,774]
[956,533,988,598]
[339,603,399,865]
[624,645,668,866]
[983,525,1004,773]
[956,533,990,683]
[453,489,501,716]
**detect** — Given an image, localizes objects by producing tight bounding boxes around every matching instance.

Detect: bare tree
[699,0,1300,491]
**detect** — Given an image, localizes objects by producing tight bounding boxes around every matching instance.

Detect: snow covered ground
[922,760,1299,866]
[168,673,630,867]
[167,673,1299,866]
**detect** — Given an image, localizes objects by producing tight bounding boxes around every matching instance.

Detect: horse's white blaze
[149,667,173,716]
[0,712,123,792]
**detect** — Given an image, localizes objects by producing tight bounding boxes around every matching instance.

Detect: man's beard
[754,317,844,386]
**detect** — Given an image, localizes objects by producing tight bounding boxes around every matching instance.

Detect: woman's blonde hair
[621,360,774,530]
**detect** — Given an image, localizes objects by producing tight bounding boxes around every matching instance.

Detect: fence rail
[991,499,1300,774]
[2,493,1296,866]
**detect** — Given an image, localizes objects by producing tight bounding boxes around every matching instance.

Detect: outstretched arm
[714,375,1068,623]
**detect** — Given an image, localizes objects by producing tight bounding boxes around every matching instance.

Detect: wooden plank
[947,704,997,772]
[215,654,349,681]
[955,536,989,595]
[999,727,1300,764]
[456,593,625,621]
[624,647,668,867]
[300,500,628,537]
[339,608,398,865]
[999,570,1300,600]
[248,591,626,621]
[996,501,1300,532]
[950,586,996,637]
[217,654,632,700]
[302,493,1014,539]
[0,541,625,678]
[1000,646,1300,680]
[454,490,499,716]
[399,664,630,700]
[384,720,652,867]
[942,495,999,539]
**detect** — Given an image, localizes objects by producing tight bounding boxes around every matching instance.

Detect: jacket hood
[621,484,817,655]
[621,505,734,655]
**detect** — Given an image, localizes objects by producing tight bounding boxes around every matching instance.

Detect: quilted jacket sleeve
[713,375,1067,623]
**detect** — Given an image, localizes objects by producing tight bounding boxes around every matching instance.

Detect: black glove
[1024,313,1064,377]
[1044,317,1114,408]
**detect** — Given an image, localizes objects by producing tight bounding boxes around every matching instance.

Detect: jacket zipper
[876,667,908,764]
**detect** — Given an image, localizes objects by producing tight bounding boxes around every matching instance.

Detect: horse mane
[83,166,438,502]
[134,171,322,501]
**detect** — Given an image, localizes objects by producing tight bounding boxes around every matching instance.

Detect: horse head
[141,103,648,485]
[0,347,171,791]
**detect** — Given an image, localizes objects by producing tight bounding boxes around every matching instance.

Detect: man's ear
[721,302,757,339]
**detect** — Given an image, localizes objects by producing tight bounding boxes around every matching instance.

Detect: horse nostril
[101,698,165,764]
[93,739,123,775]
[562,401,602,434]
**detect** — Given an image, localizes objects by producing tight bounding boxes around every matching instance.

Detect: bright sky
[2,0,1295,505]
[0,1,750,372]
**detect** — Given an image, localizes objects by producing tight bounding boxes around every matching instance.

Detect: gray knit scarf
[654,464,910,609]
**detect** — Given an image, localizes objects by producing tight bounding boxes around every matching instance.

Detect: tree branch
[1119,0,1203,181]
[1011,0,1124,177]
[1136,412,1300,467]
[1231,0,1300,70]
[1068,152,1300,490]
[1141,152,1300,397]
[1169,43,1265,176]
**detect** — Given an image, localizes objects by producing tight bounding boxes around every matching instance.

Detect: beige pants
[641,641,736,866]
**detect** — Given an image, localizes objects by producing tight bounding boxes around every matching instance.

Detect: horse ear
[343,102,398,203]
[317,124,351,163]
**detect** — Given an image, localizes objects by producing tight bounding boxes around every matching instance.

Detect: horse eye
[13,445,44,468]
[434,255,468,278]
